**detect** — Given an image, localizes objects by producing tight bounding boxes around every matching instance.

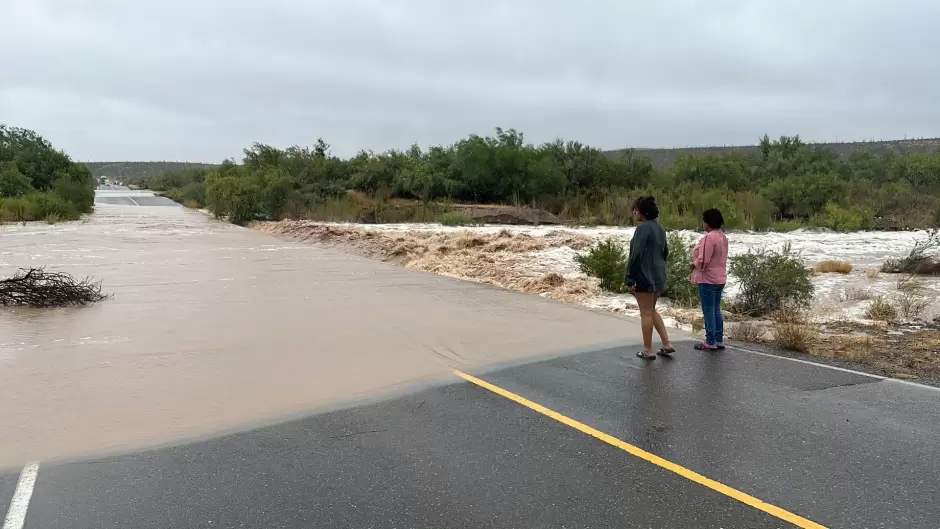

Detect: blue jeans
[698,284,725,346]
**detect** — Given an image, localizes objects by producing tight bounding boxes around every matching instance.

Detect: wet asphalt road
[3,343,939,528]
[93,186,178,206]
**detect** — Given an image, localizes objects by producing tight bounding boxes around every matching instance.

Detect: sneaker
[716,342,726,350]
[694,342,718,351]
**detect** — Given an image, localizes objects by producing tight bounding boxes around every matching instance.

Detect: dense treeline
[0,125,96,222]
[145,128,940,230]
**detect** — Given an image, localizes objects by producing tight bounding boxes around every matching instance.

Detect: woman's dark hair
[632,196,659,220]
[702,208,724,229]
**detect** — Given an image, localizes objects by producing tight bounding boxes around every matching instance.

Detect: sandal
[636,351,656,360]
[658,347,676,356]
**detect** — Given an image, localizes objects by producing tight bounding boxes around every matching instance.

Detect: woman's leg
[698,284,711,344]
[635,291,655,355]
[715,284,725,346]
[650,292,673,349]
[699,284,718,346]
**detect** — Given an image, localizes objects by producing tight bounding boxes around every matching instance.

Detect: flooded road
[0,195,640,468]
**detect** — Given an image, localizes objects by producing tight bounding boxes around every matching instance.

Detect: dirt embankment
[451,205,562,225]
[253,221,599,304]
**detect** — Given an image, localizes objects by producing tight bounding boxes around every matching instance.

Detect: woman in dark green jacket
[625,196,675,360]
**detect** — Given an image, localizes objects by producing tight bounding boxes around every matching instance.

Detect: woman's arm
[694,234,713,271]
[625,224,649,287]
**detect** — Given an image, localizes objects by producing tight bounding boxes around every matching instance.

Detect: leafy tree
[0,162,33,197]
[890,153,940,190]
[0,124,95,218]
[673,153,756,191]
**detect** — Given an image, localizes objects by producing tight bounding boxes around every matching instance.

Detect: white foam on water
[345,222,940,324]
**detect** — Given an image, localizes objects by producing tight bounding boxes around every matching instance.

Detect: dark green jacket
[625,220,668,292]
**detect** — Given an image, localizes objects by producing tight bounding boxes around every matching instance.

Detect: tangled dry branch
[0,267,111,307]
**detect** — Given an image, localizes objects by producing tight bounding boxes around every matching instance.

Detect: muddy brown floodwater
[0,198,644,468]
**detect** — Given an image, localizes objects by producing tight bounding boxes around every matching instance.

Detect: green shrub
[575,238,628,292]
[814,203,873,232]
[664,232,699,306]
[205,166,293,225]
[0,197,28,221]
[0,192,80,222]
[52,170,95,213]
[162,182,206,208]
[728,243,815,316]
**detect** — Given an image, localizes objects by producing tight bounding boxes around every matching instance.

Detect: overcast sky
[1,0,937,162]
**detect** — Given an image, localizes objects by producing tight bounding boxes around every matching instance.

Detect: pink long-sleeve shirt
[691,230,728,285]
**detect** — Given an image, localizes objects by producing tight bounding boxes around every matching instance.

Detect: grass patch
[438,211,478,227]
[814,260,853,274]
[865,295,898,322]
[765,219,806,232]
[731,322,764,343]
[841,286,873,302]
[0,192,81,222]
[895,276,932,320]
[770,303,817,352]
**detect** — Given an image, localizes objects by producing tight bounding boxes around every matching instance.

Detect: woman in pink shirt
[691,208,729,351]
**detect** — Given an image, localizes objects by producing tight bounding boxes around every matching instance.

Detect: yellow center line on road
[454,370,828,529]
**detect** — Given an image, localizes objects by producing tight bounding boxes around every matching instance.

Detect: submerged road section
[3,344,940,528]
[93,187,179,206]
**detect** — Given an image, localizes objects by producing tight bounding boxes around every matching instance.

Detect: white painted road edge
[728,344,940,392]
[2,463,39,529]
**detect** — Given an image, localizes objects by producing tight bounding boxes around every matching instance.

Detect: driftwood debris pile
[0,267,110,307]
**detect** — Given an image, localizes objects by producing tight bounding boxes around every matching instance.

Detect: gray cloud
[1,0,938,161]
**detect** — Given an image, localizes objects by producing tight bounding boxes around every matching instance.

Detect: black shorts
[632,282,663,293]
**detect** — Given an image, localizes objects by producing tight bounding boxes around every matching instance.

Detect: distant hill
[606,138,940,169]
[83,162,217,180]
